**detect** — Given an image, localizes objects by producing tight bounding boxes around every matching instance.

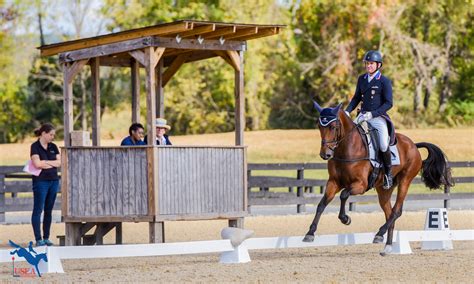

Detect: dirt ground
[1,210,473,282]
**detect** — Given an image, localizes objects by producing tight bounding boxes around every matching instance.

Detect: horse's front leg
[339,182,366,225]
[338,188,352,225]
[303,179,339,242]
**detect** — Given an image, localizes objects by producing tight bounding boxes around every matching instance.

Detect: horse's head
[39,253,48,263]
[313,101,350,160]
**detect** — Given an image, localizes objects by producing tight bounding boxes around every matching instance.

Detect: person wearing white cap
[144,118,172,145]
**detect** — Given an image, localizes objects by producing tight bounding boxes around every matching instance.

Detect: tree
[19,0,128,138]
[269,0,379,128]
[270,0,473,129]
[0,1,31,142]
[101,0,288,134]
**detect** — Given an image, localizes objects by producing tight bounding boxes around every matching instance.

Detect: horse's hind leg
[374,187,392,244]
[338,188,352,225]
[376,177,411,255]
[303,179,339,242]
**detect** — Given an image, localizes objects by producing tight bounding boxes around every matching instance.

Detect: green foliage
[269,0,375,128]
[0,0,472,143]
[20,56,131,137]
[270,0,473,128]
[22,56,64,131]
[101,0,288,134]
[0,1,30,142]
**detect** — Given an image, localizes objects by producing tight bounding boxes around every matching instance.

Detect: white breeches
[356,114,390,152]
[368,117,390,152]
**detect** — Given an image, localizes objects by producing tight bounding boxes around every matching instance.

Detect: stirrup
[383,174,393,190]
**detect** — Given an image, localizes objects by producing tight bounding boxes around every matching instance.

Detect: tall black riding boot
[382,149,393,190]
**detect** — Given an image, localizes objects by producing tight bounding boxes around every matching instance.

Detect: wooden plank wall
[67,148,148,217]
[156,147,246,216]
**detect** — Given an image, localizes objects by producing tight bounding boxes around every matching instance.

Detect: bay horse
[302,102,454,255]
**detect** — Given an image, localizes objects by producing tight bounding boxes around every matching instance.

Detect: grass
[2,126,473,164]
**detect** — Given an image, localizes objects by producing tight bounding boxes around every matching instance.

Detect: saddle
[357,121,400,190]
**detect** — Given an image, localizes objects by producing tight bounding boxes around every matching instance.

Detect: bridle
[319,118,369,162]
[319,118,356,150]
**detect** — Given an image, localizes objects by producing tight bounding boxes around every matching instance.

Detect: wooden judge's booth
[39,20,283,245]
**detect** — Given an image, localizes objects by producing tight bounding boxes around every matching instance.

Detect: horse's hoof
[340,215,351,225]
[302,235,314,242]
[373,235,384,243]
[380,245,392,256]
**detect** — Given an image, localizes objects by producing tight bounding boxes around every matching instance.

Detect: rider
[345,50,393,190]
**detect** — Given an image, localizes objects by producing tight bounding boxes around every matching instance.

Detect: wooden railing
[0,146,247,223]
[1,161,472,222]
[0,165,61,222]
[247,161,473,213]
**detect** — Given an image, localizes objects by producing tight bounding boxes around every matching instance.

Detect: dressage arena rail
[1,229,473,274]
[0,161,473,222]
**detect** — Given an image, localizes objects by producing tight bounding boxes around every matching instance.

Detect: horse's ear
[313,100,323,113]
[332,103,342,115]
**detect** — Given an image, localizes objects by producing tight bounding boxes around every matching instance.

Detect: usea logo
[9,240,48,277]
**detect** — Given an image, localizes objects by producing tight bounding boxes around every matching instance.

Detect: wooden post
[143,47,164,145]
[131,58,140,123]
[63,63,74,147]
[95,223,105,245]
[149,221,165,243]
[229,218,244,229]
[234,50,244,146]
[115,222,122,244]
[349,202,356,212]
[65,223,80,246]
[156,59,164,118]
[142,47,165,243]
[296,169,306,213]
[0,174,5,223]
[91,57,101,146]
[61,150,68,218]
[444,184,450,209]
[63,59,88,146]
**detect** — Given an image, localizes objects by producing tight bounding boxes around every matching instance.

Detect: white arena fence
[1,229,473,274]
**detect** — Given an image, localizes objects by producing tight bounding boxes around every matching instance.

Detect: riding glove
[357,112,373,123]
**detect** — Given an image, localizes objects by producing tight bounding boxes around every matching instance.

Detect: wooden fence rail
[0,166,61,222]
[247,161,473,213]
[1,162,472,222]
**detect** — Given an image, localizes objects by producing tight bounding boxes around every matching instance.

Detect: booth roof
[39,20,285,57]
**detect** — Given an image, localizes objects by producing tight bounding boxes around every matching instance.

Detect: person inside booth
[144,118,172,146]
[120,123,146,146]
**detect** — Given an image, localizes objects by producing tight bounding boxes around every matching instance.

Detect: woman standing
[30,123,61,246]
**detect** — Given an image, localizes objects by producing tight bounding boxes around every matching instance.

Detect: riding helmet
[363,50,383,63]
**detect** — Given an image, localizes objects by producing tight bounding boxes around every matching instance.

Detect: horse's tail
[415,142,454,190]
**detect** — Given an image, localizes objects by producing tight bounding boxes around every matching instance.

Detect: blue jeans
[31,180,59,241]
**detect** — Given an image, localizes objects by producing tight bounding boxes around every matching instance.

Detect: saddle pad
[366,129,400,168]
[389,144,401,166]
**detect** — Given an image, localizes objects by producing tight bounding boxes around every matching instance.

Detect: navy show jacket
[346,72,393,117]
